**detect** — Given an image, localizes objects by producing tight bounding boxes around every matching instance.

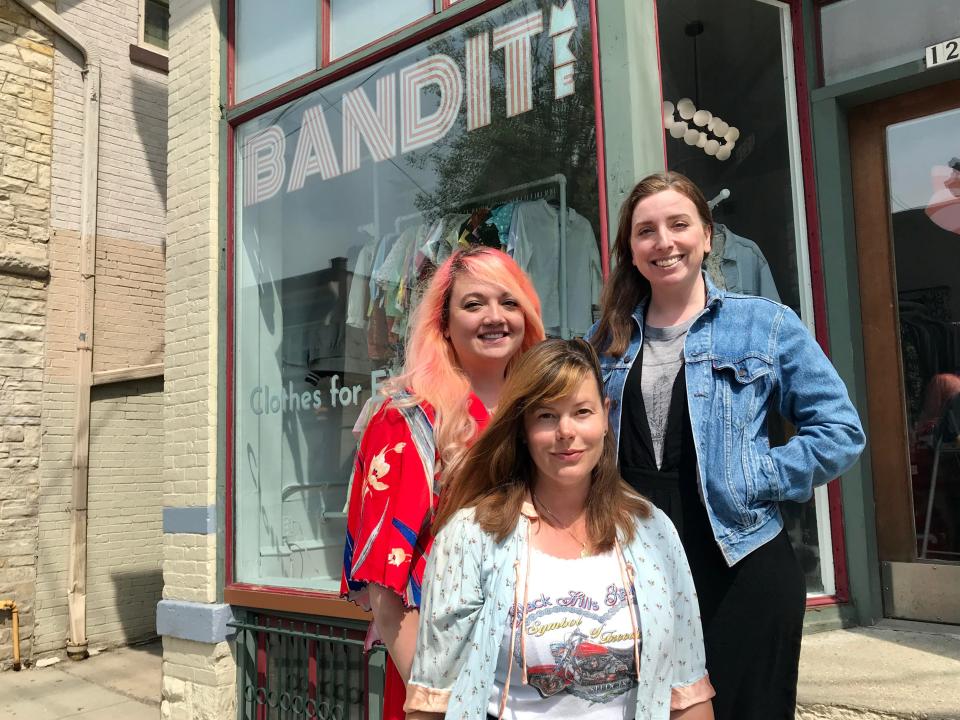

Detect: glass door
[850,80,960,624]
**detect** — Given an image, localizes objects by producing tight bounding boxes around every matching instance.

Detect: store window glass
[656,0,835,595]
[821,0,960,85]
[235,0,318,102]
[234,0,601,591]
[886,108,960,561]
[330,0,434,61]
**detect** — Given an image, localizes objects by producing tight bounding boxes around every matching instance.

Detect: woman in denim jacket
[587,172,865,720]
[406,339,714,720]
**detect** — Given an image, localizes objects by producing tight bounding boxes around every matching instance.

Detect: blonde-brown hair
[590,171,712,357]
[434,338,650,549]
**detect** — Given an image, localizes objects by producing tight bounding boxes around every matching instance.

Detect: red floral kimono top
[341,391,489,610]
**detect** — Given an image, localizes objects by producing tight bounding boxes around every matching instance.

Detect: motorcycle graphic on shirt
[511,585,640,703]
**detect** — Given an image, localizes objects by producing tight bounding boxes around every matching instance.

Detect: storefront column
[159,0,235,718]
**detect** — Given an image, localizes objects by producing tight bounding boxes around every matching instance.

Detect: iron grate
[230,609,386,720]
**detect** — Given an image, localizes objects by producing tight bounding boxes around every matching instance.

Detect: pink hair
[385,246,545,476]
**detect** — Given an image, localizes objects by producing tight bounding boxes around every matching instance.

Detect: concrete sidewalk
[0,641,161,720]
[798,620,960,719]
[0,623,958,719]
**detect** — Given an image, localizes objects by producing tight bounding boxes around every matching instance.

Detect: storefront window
[886,108,960,562]
[233,0,602,592]
[656,0,835,595]
[235,0,318,102]
[329,0,434,61]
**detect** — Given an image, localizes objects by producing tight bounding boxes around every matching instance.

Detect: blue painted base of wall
[156,600,235,644]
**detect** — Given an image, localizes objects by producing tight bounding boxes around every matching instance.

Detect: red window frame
[224,0,611,616]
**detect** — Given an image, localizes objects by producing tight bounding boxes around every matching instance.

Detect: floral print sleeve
[341,399,436,609]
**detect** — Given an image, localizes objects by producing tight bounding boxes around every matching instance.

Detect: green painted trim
[803,603,859,635]
[808,84,882,629]
[226,0,495,123]
[812,57,960,107]
[594,0,663,253]
[217,0,230,604]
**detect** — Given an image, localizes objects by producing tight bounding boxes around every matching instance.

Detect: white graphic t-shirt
[488,548,641,719]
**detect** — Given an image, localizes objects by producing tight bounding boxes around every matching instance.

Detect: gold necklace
[531,492,590,558]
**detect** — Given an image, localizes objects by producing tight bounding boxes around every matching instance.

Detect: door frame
[849,78,960,623]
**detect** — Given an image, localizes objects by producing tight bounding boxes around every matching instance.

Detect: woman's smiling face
[524,375,608,492]
[445,276,526,373]
[630,188,712,294]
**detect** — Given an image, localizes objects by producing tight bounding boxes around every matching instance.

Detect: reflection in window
[234,0,601,591]
[886,108,960,561]
[235,0,317,102]
[329,0,434,61]
[143,0,169,51]
[657,0,833,595]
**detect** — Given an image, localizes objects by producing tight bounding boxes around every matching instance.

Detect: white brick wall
[50,0,167,246]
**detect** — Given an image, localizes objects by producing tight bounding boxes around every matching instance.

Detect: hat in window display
[925,160,960,235]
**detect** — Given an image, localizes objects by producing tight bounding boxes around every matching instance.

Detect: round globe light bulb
[677,98,696,120]
[669,121,687,138]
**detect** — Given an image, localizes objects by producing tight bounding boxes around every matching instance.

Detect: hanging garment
[508,200,602,338]
[347,241,376,329]
[707,224,781,302]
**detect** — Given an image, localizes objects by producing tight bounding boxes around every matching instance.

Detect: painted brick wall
[162,0,234,716]
[164,0,220,596]
[50,0,167,246]
[33,229,77,653]
[86,377,164,646]
[93,236,164,373]
[33,0,167,659]
[0,0,53,670]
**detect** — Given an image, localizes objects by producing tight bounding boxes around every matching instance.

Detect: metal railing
[230,609,386,720]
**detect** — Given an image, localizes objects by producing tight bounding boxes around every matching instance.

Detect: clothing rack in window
[444,173,572,338]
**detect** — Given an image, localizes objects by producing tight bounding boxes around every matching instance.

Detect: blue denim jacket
[588,274,866,565]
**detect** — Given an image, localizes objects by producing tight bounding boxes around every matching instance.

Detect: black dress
[618,352,806,720]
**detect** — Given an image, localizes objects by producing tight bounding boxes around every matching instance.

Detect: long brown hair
[434,338,650,550]
[589,171,712,357]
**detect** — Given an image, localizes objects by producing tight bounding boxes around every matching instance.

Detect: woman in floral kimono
[341,246,544,720]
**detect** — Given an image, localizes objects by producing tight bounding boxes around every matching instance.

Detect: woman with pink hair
[341,246,545,720]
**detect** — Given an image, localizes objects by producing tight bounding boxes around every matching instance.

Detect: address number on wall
[925,37,960,69]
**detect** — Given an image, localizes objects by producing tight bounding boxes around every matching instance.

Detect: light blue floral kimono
[405,503,714,719]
